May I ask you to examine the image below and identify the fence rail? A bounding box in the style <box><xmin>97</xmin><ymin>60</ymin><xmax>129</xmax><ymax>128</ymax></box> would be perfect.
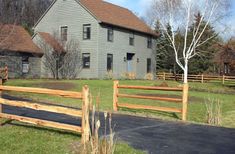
<box><xmin>157</xmin><ymin>72</ymin><xmax>235</xmax><ymax>84</ymax></box>
<box><xmin>113</xmin><ymin>81</ymin><xmax>189</xmax><ymax>121</ymax></box>
<box><xmin>0</xmin><ymin>80</ymin><xmax>90</xmax><ymax>144</ymax></box>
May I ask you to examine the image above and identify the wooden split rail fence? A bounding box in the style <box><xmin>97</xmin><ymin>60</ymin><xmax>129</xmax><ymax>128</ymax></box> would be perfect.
<box><xmin>113</xmin><ymin>81</ymin><xmax>189</xmax><ymax>121</ymax></box>
<box><xmin>157</xmin><ymin>72</ymin><xmax>235</xmax><ymax>84</ymax></box>
<box><xmin>0</xmin><ymin>79</ymin><xmax>90</xmax><ymax>144</ymax></box>
<box><xmin>0</xmin><ymin>66</ymin><xmax>8</xmax><ymax>81</ymax></box>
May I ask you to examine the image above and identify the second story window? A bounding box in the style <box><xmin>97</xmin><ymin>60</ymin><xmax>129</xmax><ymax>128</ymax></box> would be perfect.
<box><xmin>107</xmin><ymin>28</ymin><xmax>114</xmax><ymax>42</ymax></box>
<box><xmin>129</xmin><ymin>33</ymin><xmax>134</xmax><ymax>46</ymax></box>
<box><xmin>83</xmin><ymin>24</ymin><xmax>91</xmax><ymax>40</ymax></box>
<box><xmin>147</xmin><ymin>37</ymin><xmax>152</xmax><ymax>49</ymax></box>
<box><xmin>61</xmin><ymin>26</ymin><xmax>68</xmax><ymax>41</ymax></box>
<box><xmin>82</xmin><ymin>53</ymin><xmax>90</xmax><ymax>69</ymax></box>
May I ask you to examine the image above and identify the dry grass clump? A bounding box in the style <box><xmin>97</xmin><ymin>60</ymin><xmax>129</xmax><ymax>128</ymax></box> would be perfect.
<box><xmin>121</xmin><ymin>72</ymin><xmax>136</xmax><ymax>80</ymax></box>
<box><xmin>77</xmin><ymin>93</ymin><xmax>116</xmax><ymax>154</ymax></box>
<box><xmin>205</xmin><ymin>98</ymin><xmax>222</xmax><ymax>126</ymax></box>
<box><xmin>105</xmin><ymin>71</ymin><xmax>114</xmax><ymax>80</ymax></box>
<box><xmin>144</xmin><ymin>73</ymin><xmax>154</xmax><ymax>80</ymax></box>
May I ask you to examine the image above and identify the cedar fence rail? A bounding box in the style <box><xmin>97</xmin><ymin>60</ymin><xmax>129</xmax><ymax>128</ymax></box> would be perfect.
<box><xmin>157</xmin><ymin>72</ymin><xmax>235</xmax><ymax>84</ymax></box>
<box><xmin>0</xmin><ymin>66</ymin><xmax>8</xmax><ymax>81</ymax></box>
<box><xmin>113</xmin><ymin>81</ymin><xmax>189</xmax><ymax>121</ymax></box>
<box><xmin>0</xmin><ymin>79</ymin><xmax>90</xmax><ymax>144</ymax></box>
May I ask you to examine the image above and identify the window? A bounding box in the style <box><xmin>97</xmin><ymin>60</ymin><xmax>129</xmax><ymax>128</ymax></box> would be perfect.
<box><xmin>147</xmin><ymin>37</ymin><xmax>152</xmax><ymax>48</ymax></box>
<box><xmin>107</xmin><ymin>28</ymin><xmax>114</xmax><ymax>42</ymax></box>
<box><xmin>147</xmin><ymin>58</ymin><xmax>151</xmax><ymax>73</ymax></box>
<box><xmin>107</xmin><ymin>54</ymin><xmax>113</xmax><ymax>71</ymax></box>
<box><xmin>83</xmin><ymin>24</ymin><xmax>91</xmax><ymax>40</ymax></box>
<box><xmin>129</xmin><ymin>33</ymin><xmax>134</xmax><ymax>46</ymax></box>
<box><xmin>82</xmin><ymin>53</ymin><xmax>90</xmax><ymax>69</ymax></box>
<box><xmin>22</xmin><ymin>57</ymin><xmax>29</xmax><ymax>73</ymax></box>
<box><xmin>61</xmin><ymin>26</ymin><xmax>68</xmax><ymax>41</ymax></box>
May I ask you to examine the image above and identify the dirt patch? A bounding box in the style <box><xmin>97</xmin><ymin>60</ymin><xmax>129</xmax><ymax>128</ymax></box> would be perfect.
<box><xmin>158</xmin><ymin>82</ymin><xmax>169</xmax><ymax>87</ymax></box>
<box><xmin>136</xmin><ymin>93</ymin><xmax>204</xmax><ymax>103</ymax></box>
<box><xmin>33</xmin><ymin>82</ymin><xmax>76</xmax><ymax>90</ymax></box>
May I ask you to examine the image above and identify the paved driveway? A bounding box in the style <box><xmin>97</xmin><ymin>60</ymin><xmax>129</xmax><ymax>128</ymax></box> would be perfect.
<box><xmin>2</xmin><ymin>95</ymin><xmax>235</xmax><ymax>154</ymax></box>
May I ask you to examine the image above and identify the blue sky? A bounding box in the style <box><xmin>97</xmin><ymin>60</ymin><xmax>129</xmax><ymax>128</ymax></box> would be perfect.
<box><xmin>105</xmin><ymin>0</ymin><xmax>235</xmax><ymax>39</ymax></box>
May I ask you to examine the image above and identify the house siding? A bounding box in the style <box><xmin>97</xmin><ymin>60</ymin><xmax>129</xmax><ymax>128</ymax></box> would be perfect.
<box><xmin>98</xmin><ymin>25</ymin><xmax>156</xmax><ymax>79</ymax></box>
<box><xmin>34</xmin><ymin>0</ymin><xmax>100</xmax><ymax>78</ymax></box>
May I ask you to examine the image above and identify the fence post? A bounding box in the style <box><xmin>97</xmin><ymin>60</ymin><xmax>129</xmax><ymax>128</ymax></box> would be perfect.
<box><xmin>163</xmin><ymin>72</ymin><xmax>166</xmax><ymax>81</ymax></box>
<box><xmin>182</xmin><ymin>83</ymin><xmax>189</xmax><ymax>121</ymax></box>
<box><xmin>201</xmin><ymin>74</ymin><xmax>204</xmax><ymax>83</ymax></box>
<box><xmin>5</xmin><ymin>66</ymin><xmax>8</xmax><ymax>80</ymax></box>
<box><xmin>222</xmin><ymin>75</ymin><xmax>225</xmax><ymax>85</ymax></box>
<box><xmin>82</xmin><ymin>85</ymin><xmax>90</xmax><ymax>144</ymax></box>
<box><xmin>113</xmin><ymin>80</ymin><xmax>119</xmax><ymax>111</ymax></box>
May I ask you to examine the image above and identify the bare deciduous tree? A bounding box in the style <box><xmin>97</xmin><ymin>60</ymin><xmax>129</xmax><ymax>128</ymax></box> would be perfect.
<box><xmin>149</xmin><ymin>0</ymin><xmax>230</xmax><ymax>83</ymax></box>
<box><xmin>38</xmin><ymin>33</ymin><xmax>82</xmax><ymax>79</ymax></box>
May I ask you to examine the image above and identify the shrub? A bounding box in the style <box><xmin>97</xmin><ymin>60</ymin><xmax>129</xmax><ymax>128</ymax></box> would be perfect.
<box><xmin>204</xmin><ymin>98</ymin><xmax>222</xmax><ymax>126</ymax></box>
<box><xmin>144</xmin><ymin>73</ymin><xmax>154</xmax><ymax>80</ymax></box>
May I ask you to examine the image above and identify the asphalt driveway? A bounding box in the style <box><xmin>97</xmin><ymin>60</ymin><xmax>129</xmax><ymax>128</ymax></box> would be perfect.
<box><xmin>1</xmin><ymin>94</ymin><xmax>235</xmax><ymax>154</ymax></box>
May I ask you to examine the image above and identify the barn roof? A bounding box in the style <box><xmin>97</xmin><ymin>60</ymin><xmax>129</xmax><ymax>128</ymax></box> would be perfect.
<box><xmin>0</xmin><ymin>24</ymin><xmax>42</xmax><ymax>54</ymax></box>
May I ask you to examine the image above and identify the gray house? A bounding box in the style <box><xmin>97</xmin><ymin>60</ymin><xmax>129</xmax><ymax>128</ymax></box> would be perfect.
<box><xmin>33</xmin><ymin>0</ymin><xmax>157</xmax><ymax>79</ymax></box>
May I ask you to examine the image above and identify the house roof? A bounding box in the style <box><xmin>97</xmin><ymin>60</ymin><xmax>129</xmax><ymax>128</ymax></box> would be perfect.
<box><xmin>0</xmin><ymin>24</ymin><xmax>42</xmax><ymax>54</ymax></box>
<box><xmin>38</xmin><ymin>32</ymin><xmax>64</xmax><ymax>52</ymax></box>
<box><xmin>79</xmin><ymin>0</ymin><xmax>156</xmax><ymax>36</ymax></box>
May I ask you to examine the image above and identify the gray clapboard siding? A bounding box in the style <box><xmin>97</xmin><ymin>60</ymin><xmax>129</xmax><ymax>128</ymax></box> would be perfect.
<box><xmin>98</xmin><ymin>25</ymin><xmax>156</xmax><ymax>79</ymax></box>
<box><xmin>34</xmin><ymin>0</ymin><xmax>100</xmax><ymax>78</ymax></box>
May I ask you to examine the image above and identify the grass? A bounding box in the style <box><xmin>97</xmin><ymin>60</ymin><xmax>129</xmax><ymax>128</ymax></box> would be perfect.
<box><xmin>1</xmin><ymin>79</ymin><xmax>235</xmax><ymax>153</ymax></box>
<box><xmin>4</xmin><ymin>79</ymin><xmax>235</xmax><ymax>127</ymax></box>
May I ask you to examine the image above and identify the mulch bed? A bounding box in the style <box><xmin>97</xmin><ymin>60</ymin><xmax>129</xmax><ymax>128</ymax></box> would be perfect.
<box><xmin>33</xmin><ymin>82</ymin><xmax>76</xmax><ymax>90</ymax></box>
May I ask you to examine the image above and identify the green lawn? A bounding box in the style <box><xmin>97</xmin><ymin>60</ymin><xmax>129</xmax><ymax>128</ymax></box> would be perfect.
<box><xmin>1</xmin><ymin>79</ymin><xmax>235</xmax><ymax>153</ymax></box>
<box><xmin>4</xmin><ymin>79</ymin><xmax>235</xmax><ymax>127</ymax></box>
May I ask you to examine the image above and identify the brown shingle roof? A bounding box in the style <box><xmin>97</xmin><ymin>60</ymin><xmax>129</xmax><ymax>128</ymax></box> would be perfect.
<box><xmin>79</xmin><ymin>0</ymin><xmax>156</xmax><ymax>36</ymax></box>
<box><xmin>0</xmin><ymin>24</ymin><xmax>42</xmax><ymax>54</ymax></box>
<box><xmin>38</xmin><ymin>32</ymin><xmax>64</xmax><ymax>52</ymax></box>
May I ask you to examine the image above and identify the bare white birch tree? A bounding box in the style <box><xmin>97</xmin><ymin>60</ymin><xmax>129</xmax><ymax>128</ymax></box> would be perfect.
<box><xmin>149</xmin><ymin>0</ymin><xmax>230</xmax><ymax>83</ymax></box>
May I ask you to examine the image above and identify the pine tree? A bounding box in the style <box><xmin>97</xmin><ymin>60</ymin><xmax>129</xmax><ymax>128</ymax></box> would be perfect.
<box><xmin>187</xmin><ymin>12</ymin><xmax>219</xmax><ymax>74</ymax></box>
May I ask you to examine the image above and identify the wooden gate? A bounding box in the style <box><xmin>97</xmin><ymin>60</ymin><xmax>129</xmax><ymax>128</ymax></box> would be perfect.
<box><xmin>0</xmin><ymin>80</ymin><xmax>90</xmax><ymax>143</ymax></box>
<box><xmin>113</xmin><ymin>81</ymin><xmax>189</xmax><ymax>121</ymax></box>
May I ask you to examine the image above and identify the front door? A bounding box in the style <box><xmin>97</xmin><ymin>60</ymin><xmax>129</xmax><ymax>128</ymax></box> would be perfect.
<box><xmin>127</xmin><ymin>53</ymin><xmax>135</xmax><ymax>73</ymax></box>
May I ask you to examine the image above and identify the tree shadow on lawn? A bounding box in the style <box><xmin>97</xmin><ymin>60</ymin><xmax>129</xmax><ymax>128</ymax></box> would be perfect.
<box><xmin>119</xmin><ymin>108</ymin><xmax>180</xmax><ymax>120</ymax></box>
<box><xmin>33</xmin><ymin>81</ymin><xmax>76</xmax><ymax>90</ymax></box>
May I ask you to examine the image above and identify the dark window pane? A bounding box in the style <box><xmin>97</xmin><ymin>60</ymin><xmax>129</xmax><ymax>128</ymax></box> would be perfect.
<box><xmin>107</xmin><ymin>28</ymin><xmax>113</xmax><ymax>42</ymax></box>
<box><xmin>147</xmin><ymin>58</ymin><xmax>151</xmax><ymax>73</ymax></box>
<box><xmin>129</xmin><ymin>33</ymin><xmax>134</xmax><ymax>46</ymax></box>
<box><xmin>82</xmin><ymin>53</ymin><xmax>90</xmax><ymax>68</ymax></box>
<box><xmin>22</xmin><ymin>57</ymin><xmax>29</xmax><ymax>73</ymax></box>
<box><xmin>83</xmin><ymin>24</ymin><xmax>91</xmax><ymax>40</ymax></box>
<box><xmin>61</xmin><ymin>26</ymin><xmax>68</xmax><ymax>41</ymax></box>
<box><xmin>147</xmin><ymin>37</ymin><xmax>152</xmax><ymax>48</ymax></box>
<box><xmin>107</xmin><ymin>54</ymin><xmax>113</xmax><ymax>71</ymax></box>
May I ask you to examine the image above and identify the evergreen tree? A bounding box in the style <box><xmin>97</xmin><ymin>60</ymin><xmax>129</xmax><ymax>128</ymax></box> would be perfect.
<box><xmin>187</xmin><ymin>13</ymin><xmax>219</xmax><ymax>74</ymax></box>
